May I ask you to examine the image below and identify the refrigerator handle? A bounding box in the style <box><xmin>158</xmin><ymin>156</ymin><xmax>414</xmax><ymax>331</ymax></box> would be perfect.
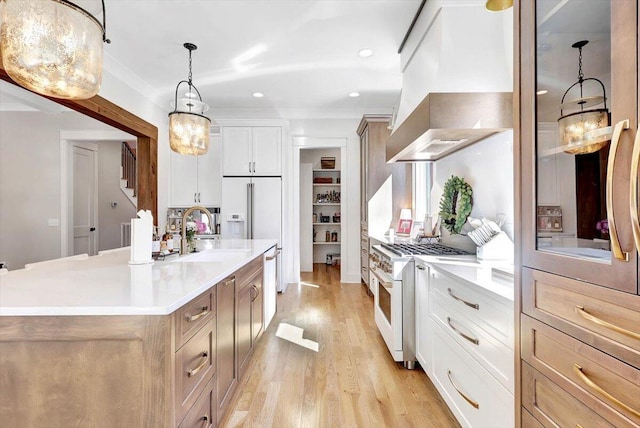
<box><xmin>247</xmin><ymin>183</ymin><xmax>252</xmax><ymax>239</ymax></box>
<box><xmin>250</xmin><ymin>182</ymin><xmax>255</xmax><ymax>239</ymax></box>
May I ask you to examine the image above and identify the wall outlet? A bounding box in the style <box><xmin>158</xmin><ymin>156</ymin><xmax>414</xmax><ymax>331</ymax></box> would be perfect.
<box><xmin>47</xmin><ymin>218</ymin><xmax>60</xmax><ymax>227</ymax></box>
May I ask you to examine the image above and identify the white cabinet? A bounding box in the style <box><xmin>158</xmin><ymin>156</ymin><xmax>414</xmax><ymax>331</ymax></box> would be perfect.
<box><xmin>169</xmin><ymin>134</ymin><xmax>221</xmax><ymax>207</ymax></box>
<box><xmin>222</xmin><ymin>126</ymin><xmax>281</xmax><ymax>176</ymax></box>
<box><xmin>425</xmin><ymin>264</ymin><xmax>514</xmax><ymax>428</ymax></box>
<box><xmin>415</xmin><ymin>261</ymin><xmax>432</xmax><ymax>375</ymax></box>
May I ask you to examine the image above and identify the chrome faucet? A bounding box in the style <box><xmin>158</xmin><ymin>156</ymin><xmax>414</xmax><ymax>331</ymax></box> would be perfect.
<box><xmin>181</xmin><ymin>206</ymin><xmax>213</xmax><ymax>255</ymax></box>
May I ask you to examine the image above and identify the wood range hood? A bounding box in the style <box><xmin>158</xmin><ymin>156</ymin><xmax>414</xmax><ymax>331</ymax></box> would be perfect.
<box><xmin>386</xmin><ymin>92</ymin><xmax>513</xmax><ymax>162</ymax></box>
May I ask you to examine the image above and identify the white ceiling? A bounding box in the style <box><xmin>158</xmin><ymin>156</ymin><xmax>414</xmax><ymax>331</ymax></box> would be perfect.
<box><xmin>101</xmin><ymin>0</ymin><xmax>422</xmax><ymax>118</ymax></box>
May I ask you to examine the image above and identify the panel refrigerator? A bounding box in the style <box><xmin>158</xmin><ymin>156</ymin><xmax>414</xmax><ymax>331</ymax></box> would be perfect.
<box><xmin>221</xmin><ymin>177</ymin><xmax>284</xmax><ymax>293</ymax></box>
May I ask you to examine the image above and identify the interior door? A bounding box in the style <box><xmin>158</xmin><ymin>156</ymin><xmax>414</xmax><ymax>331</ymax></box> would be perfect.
<box><xmin>522</xmin><ymin>0</ymin><xmax>638</xmax><ymax>293</ymax></box>
<box><xmin>72</xmin><ymin>145</ymin><xmax>97</xmax><ymax>256</ymax></box>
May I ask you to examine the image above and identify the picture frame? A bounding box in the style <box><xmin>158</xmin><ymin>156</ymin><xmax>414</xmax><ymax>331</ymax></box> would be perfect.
<box><xmin>397</xmin><ymin>218</ymin><xmax>413</xmax><ymax>235</ymax></box>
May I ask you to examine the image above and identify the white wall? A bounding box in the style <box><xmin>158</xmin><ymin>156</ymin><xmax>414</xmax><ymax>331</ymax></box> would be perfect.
<box><xmin>430</xmin><ymin>130</ymin><xmax>514</xmax><ymax>252</ymax></box>
<box><xmin>0</xmin><ymin>112</ymin><xmax>115</xmax><ymax>269</ymax></box>
<box><xmin>97</xmin><ymin>141</ymin><xmax>138</xmax><ymax>251</ymax></box>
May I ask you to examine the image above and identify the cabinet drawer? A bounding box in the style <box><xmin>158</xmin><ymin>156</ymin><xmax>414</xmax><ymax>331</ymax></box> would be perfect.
<box><xmin>431</xmin><ymin>324</ymin><xmax>513</xmax><ymax>428</ymax></box>
<box><xmin>522</xmin><ymin>362</ymin><xmax>615</xmax><ymax>428</ymax></box>
<box><xmin>431</xmin><ymin>292</ymin><xmax>514</xmax><ymax>393</ymax></box>
<box><xmin>430</xmin><ymin>268</ymin><xmax>513</xmax><ymax>348</ymax></box>
<box><xmin>522</xmin><ymin>268</ymin><xmax>640</xmax><ymax>368</ymax></box>
<box><xmin>179</xmin><ymin>375</ymin><xmax>216</xmax><ymax>428</ymax></box>
<box><xmin>521</xmin><ymin>315</ymin><xmax>640</xmax><ymax>426</ymax></box>
<box><xmin>175</xmin><ymin>320</ymin><xmax>216</xmax><ymax>426</ymax></box>
<box><xmin>175</xmin><ymin>289</ymin><xmax>215</xmax><ymax>349</ymax></box>
<box><xmin>236</xmin><ymin>256</ymin><xmax>263</xmax><ymax>290</ymax></box>
<box><xmin>521</xmin><ymin>408</ymin><xmax>544</xmax><ymax>428</ymax></box>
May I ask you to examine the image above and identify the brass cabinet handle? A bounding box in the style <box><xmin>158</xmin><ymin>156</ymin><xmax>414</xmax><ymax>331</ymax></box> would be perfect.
<box><xmin>606</xmin><ymin>119</ymin><xmax>631</xmax><ymax>261</ymax></box>
<box><xmin>266</xmin><ymin>249</ymin><xmax>281</xmax><ymax>261</ymax></box>
<box><xmin>200</xmin><ymin>414</ymin><xmax>209</xmax><ymax>426</ymax></box>
<box><xmin>251</xmin><ymin>284</ymin><xmax>259</xmax><ymax>302</ymax></box>
<box><xmin>575</xmin><ymin>306</ymin><xmax>640</xmax><ymax>340</ymax></box>
<box><xmin>187</xmin><ymin>351</ymin><xmax>209</xmax><ymax>377</ymax></box>
<box><xmin>447</xmin><ymin>370</ymin><xmax>479</xmax><ymax>409</ymax></box>
<box><xmin>573</xmin><ymin>363</ymin><xmax>640</xmax><ymax>418</ymax></box>
<box><xmin>185</xmin><ymin>306</ymin><xmax>209</xmax><ymax>322</ymax></box>
<box><xmin>447</xmin><ymin>288</ymin><xmax>479</xmax><ymax>310</ymax></box>
<box><xmin>447</xmin><ymin>317</ymin><xmax>479</xmax><ymax>345</ymax></box>
<box><xmin>630</xmin><ymin>127</ymin><xmax>640</xmax><ymax>255</ymax></box>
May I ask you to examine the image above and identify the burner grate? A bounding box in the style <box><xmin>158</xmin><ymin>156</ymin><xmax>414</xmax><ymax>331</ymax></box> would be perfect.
<box><xmin>381</xmin><ymin>243</ymin><xmax>472</xmax><ymax>256</ymax></box>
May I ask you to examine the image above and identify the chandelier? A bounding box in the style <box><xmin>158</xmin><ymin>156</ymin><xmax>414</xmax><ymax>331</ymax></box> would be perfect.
<box><xmin>0</xmin><ymin>0</ymin><xmax>110</xmax><ymax>100</ymax></box>
<box><xmin>168</xmin><ymin>43</ymin><xmax>211</xmax><ymax>156</ymax></box>
<box><xmin>557</xmin><ymin>40</ymin><xmax>611</xmax><ymax>155</ymax></box>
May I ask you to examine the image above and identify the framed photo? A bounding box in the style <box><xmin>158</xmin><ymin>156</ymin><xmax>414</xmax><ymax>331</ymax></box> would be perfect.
<box><xmin>397</xmin><ymin>218</ymin><xmax>413</xmax><ymax>235</ymax></box>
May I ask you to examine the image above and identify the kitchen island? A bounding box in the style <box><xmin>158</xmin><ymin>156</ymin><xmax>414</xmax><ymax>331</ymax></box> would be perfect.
<box><xmin>0</xmin><ymin>239</ymin><xmax>277</xmax><ymax>428</ymax></box>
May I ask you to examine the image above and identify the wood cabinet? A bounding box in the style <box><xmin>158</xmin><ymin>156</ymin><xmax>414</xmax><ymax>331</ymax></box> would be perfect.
<box><xmin>215</xmin><ymin>276</ymin><xmax>236</xmax><ymax>423</ymax></box>
<box><xmin>221</xmin><ymin>126</ymin><xmax>281</xmax><ymax>176</ymax></box>
<box><xmin>517</xmin><ymin>1</ymin><xmax>640</xmax><ymax>426</ymax></box>
<box><xmin>357</xmin><ymin>115</ymin><xmax>412</xmax><ymax>283</ymax></box>
<box><xmin>170</xmin><ymin>134</ymin><xmax>222</xmax><ymax>207</ymax></box>
<box><xmin>235</xmin><ymin>255</ymin><xmax>264</xmax><ymax>383</ymax></box>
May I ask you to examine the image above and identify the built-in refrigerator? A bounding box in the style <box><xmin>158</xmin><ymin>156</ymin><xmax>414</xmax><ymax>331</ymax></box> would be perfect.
<box><xmin>221</xmin><ymin>177</ymin><xmax>284</xmax><ymax>294</ymax></box>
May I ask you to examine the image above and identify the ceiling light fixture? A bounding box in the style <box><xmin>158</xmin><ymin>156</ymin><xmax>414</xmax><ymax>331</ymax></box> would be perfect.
<box><xmin>485</xmin><ymin>0</ymin><xmax>513</xmax><ymax>12</ymax></box>
<box><xmin>349</xmin><ymin>92</ymin><xmax>360</xmax><ymax>98</ymax></box>
<box><xmin>169</xmin><ymin>43</ymin><xmax>211</xmax><ymax>156</ymax></box>
<box><xmin>358</xmin><ymin>48</ymin><xmax>373</xmax><ymax>58</ymax></box>
<box><xmin>252</xmin><ymin>92</ymin><xmax>264</xmax><ymax>98</ymax></box>
<box><xmin>0</xmin><ymin>0</ymin><xmax>110</xmax><ymax>100</ymax></box>
<box><xmin>557</xmin><ymin>40</ymin><xmax>611</xmax><ymax>155</ymax></box>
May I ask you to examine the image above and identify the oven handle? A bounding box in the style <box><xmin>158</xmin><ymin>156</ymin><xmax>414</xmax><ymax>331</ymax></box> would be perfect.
<box><xmin>371</xmin><ymin>267</ymin><xmax>393</xmax><ymax>289</ymax></box>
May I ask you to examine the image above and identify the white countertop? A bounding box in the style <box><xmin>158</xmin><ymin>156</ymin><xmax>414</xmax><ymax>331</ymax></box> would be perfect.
<box><xmin>414</xmin><ymin>255</ymin><xmax>514</xmax><ymax>302</ymax></box>
<box><xmin>0</xmin><ymin>239</ymin><xmax>277</xmax><ymax>317</ymax></box>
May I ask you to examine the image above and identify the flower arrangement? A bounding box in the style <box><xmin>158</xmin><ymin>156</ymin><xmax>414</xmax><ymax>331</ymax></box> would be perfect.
<box><xmin>185</xmin><ymin>219</ymin><xmax>207</xmax><ymax>252</ymax></box>
<box><xmin>596</xmin><ymin>219</ymin><xmax>609</xmax><ymax>235</ymax></box>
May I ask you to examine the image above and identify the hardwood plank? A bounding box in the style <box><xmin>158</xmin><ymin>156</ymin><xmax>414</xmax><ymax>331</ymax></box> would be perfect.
<box><xmin>219</xmin><ymin>264</ymin><xmax>459</xmax><ymax>427</ymax></box>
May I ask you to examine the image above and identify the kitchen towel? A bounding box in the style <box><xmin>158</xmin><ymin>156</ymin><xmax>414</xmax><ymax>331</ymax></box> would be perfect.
<box><xmin>129</xmin><ymin>209</ymin><xmax>154</xmax><ymax>265</ymax></box>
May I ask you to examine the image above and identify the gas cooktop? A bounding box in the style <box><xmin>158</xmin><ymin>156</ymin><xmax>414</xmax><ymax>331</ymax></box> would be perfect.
<box><xmin>381</xmin><ymin>243</ymin><xmax>472</xmax><ymax>257</ymax></box>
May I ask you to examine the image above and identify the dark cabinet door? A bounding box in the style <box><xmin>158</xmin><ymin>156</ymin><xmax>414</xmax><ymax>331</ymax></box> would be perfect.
<box><xmin>216</xmin><ymin>277</ymin><xmax>236</xmax><ymax>420</ymax></box>
<box><xmin>521</xmin><ymin>0</ymin><xmax>638</xmax><ymax>293</ymax></box>
<box><xmin>236</xmin><ymin>284</ymin><xmax>252</xmax><ymax>381</ymax></box>
<box><xmin>252</xmin><ymin>275</ymin><xmax>264</xmax><ymax>343</ymax></box>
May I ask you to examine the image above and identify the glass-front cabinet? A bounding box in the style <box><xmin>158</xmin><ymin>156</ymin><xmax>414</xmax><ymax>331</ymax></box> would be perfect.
<box><xmin>522</xmin><ymin>0</ymin><xmax>639</xmax><ymax>294</ymax></box>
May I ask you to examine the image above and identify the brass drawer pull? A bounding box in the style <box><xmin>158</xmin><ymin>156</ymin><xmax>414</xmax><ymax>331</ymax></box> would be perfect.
<box><xmin>630</xmin><ymin>127</ymin><xmax>640</xmax><ymax>255</ymax></box>
<box><xmin>575</xmin><ymin>306</ymin><xmax>640</xmax><ymax>340</ymax></box>
<box><xmin>573</xmin><ymin>363</ymin><xmax>640</xmax><ymax>418</ymax></box>
<box><xmin>605</xmin><ymin>119</ymin><xmax>631</xmax><ymax>261</ymax></box>
<box><xmin>200</xmin><ymin>414</ymin><xmax>209</xmax><ymax>426</ymax></box>
<box><xmin>448</xmin><ymin>288</ymin><xmax>479</xmax><ymax>310</ymax></box>
<box><xmin>187</xmin><ymin>352</ymin><xmax>209</xmax><ymax>377</ymax></box>
<box><xmin>447</xmin><ymin>370</ymin><xmax>479</xmax><ymax>409</ymax></box>
<box><xmin>186</xmin><ymin>306</ymin><xmax>209</xmax><ymax>322</ymax></box>
<box><xmin>447</xmin><ymin>317</ymin><xmax>479</xmax><ymax>345</ymax></box>
<box><xmin>251</xmin><ymin>285</ymin><xmax>259</xmax><ymax>302</ymax></box>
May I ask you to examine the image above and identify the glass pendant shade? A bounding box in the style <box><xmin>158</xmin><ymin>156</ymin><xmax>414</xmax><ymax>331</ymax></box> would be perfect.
<box><xmin>558</xmin><ymin>109</ymin><xmax>611</xmax><ymax>154</ymax></box>
<box><xmin>169</xmin><ymin>43</ymin><xmax>211</xmax><ymax>156</ymax></box>
<box><xmin>169</xmin><ymin>112</ymin><xmax>211</xmax><ymax>156</ymax></box>
<box><xmin>0</xmin><ymin>0</ymin><xmax>105</xmax><ymax>100</ymax></box>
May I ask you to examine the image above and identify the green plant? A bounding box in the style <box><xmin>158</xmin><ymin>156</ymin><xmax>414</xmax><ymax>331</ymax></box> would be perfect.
<box><xmin>439</xmin><ymin>175</ymin><xmax>473</xmax><ymax>235</ymax></box>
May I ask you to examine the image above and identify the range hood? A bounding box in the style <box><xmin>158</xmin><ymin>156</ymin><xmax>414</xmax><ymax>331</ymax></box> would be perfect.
<box><xmin>386</xmin><ymin>92</ymin><xmax>513</xmax><ymax>162</ymax></box>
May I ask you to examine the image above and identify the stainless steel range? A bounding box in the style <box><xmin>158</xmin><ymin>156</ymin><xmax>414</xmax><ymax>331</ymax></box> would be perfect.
<box><xmin>370</xmin><ymin>242</ymin><xmax>472</xmax><ymax>369</ymax></box>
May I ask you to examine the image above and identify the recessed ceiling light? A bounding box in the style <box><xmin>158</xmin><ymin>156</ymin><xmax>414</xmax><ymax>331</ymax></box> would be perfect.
<box><xmin>358</xmin><ymin>48</ymin><xmax>373</xmax><ymax>58</ymax></box>
<box><xmin>536</xmin><ymin>89</ymin><xmax>548</xmax><ymax>95</ymax></box>
<box><xmin>349</xmin><ymin>92</ymin><xmax>360</xmax><ymax>98</ymax></box>
<box><xmin>252</xmin><ymin>92</ymin><xmax>264</xmax><ymax>98</ymax></box>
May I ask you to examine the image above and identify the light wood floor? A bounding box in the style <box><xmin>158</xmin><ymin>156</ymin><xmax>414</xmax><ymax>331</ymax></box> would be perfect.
<box><xmin>219</xmin><ymin>264</ymin><xmax>460</xmax><ymax>428</ymax></box>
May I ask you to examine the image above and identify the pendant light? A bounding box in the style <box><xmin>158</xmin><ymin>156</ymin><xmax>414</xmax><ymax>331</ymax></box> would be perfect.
<box><xmin>169</xmin><ymin>43</ymin><xmax>211</xmax><ymax>156</ymax></box>
<box><xmin>557</xmin><ymin>40</ymin><xmax>611</xmax><ymax>155</ymax></box>
<box><xmin>0</xmin><ymin>0</ymin><xmax>110</xmax><ymax>100</ymax></box>
<box><xmin>485</xmin><ymin>0</ymin><xmax>512</xmax><ymax>12</ymax></box>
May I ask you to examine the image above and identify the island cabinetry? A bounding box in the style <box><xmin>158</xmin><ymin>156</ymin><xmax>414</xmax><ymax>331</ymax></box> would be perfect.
<box><xmin>179</xmin><ymin>376</ymin><xmax>216</xmax><ymax>428</ymax></box>
<box><xmin>236</xmin><ymin>255</ymin><xmax>264</xmax><ymax>381</ymax></box>
<box><xmin>216</xmin><ymin>276</ymin><xmax>237</xmax><ymax>423</ymax></box>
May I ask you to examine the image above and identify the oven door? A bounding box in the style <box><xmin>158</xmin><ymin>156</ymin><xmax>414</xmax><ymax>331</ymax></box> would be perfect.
<box><xmin>373</xmin><ymin>267</ymin><xmax>403</xmax><ymax>361</ymax></box>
